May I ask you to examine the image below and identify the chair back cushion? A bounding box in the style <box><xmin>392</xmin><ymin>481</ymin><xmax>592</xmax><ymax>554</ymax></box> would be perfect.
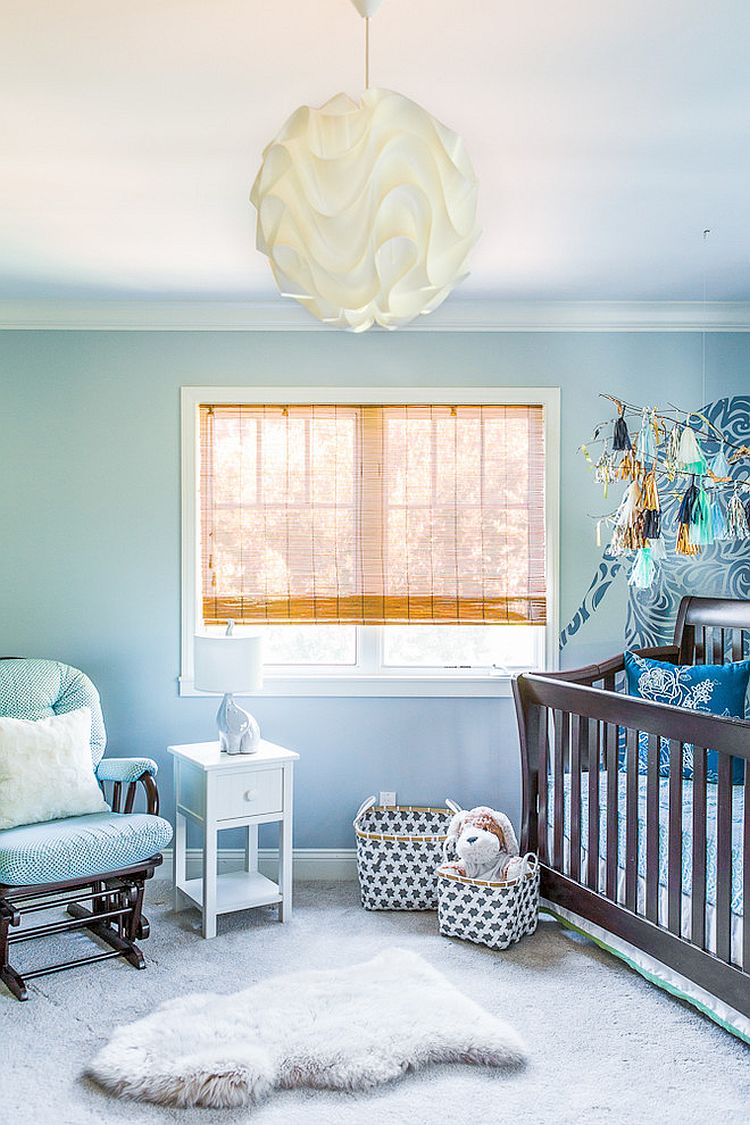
<box><xmin>0</xmin><ymin>659</ymin><xmax>106</xmax><ymax>766</ymax></box>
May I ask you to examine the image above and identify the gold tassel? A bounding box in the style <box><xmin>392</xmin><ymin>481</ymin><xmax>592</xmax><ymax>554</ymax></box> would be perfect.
<box><xmin>676</xmin><ymin>523</ymin><xmax>700</xmax><ymax>556</ymax></box>
<box><xmin>641</xmin><ymin>469</ymin><xmax>660</xmax><ymax>511</ymax></box>
<box><xmin>618</xmin><ymin>448</ymin><xmax>642</xmax><ymax>481</ymax></box>
<box><xmin>622</xmin><ymin>522</ymin><xmax>647</xmax><ymax>550</ymax></box>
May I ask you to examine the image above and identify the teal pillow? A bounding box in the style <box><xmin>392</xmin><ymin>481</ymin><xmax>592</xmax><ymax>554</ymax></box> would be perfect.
<box><xmin>622</xmin><ymin>651</ymin><xmax>750</xmax><ymax>783</ymax></box>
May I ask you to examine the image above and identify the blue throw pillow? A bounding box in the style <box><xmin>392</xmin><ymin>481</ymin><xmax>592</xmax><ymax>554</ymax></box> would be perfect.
<box><xmin>621</xmin><ymin>651</ymin><xmax>750</xmax><ymax>783</ymax></box>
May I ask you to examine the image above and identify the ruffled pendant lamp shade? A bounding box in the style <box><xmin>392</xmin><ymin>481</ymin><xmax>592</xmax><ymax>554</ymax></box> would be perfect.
<box><xmin>250</xmin><ymin>0</ymin><xmax>480</xmax><ymax>331</ymax></box>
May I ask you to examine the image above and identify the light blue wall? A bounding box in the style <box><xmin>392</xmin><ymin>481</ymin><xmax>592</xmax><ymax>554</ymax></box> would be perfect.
<box><xmin>1</xmin><ymin>329</ymin><xmax>747</xmax><ymax>845</ymax></box>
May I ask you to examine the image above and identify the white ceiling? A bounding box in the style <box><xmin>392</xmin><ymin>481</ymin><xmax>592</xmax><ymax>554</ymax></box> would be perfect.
<box><xmin>2</xmin><ymin>0</ymin><xmax>750</xmax><ymax>303</ymax></box>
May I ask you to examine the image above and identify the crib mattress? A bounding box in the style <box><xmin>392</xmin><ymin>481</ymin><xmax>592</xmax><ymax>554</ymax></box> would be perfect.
<box><xmin>552</xmin><ymin>773</ymin><xmax>744</xmax><ymax>916</ymax></box>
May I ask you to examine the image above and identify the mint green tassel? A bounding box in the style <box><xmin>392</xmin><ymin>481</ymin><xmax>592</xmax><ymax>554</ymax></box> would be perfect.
<box><xmin>712</xmin><ymin>493</ymin><xmax>727</xmax><ymax>540</ymax></box>
<box><xmin>710</xmin><ymin>442</ymin><xmax>731</xmax><ymax>479</ymax></box>
<box><xmin>629</xmin><ymin>546</ymin><xmax>655</xmax><ymax>589</ymax></box>
<box><xmin>689</xmin><ymin>483</ymin><xmax>714</xmax><ymax>546</ymax></box>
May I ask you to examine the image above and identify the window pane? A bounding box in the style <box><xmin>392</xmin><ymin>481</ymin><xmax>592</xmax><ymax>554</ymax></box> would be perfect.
<box><xmin>206</xmin><ymin>624</ymin><xmax>356</xmax><ymax>666</ymax></box>
<box><xmin>259</xmin><ymin>626</ymin><xmax>356</xmax><ymax>665</ymax></box>
<box><xmin>382</xmin><ymin>625</ymin><xmax>541</xmax><ymax>669</ymax></box>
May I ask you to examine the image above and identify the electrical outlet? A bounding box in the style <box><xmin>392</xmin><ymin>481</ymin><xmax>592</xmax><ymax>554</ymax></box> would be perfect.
<box><xmin>379</xmin><ymin>790</ymin><xmax>397</xmax><ymax>807</ymax></box>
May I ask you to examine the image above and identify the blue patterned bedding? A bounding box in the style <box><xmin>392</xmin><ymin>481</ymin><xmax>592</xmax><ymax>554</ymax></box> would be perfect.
<box><xmin>553</xmin><ymin>774</ymin><xmax>744</xmax><ymax>916</ymax></box>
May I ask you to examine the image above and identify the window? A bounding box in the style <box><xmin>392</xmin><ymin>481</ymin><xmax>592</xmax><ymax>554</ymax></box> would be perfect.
<box><xmin>181</xmin><ymin>387</ymin><xmax>559</xmax><ymax>697</ymax></box>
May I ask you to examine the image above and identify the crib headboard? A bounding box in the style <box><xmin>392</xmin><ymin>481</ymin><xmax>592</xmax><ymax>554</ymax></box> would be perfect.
<box><xmin>673</xmin><ymin>596</ymin><xmax>750</xmax><ymax>665</ymax></box>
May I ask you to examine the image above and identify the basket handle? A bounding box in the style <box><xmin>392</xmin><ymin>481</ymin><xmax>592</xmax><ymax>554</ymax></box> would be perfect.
<box><xmin>442</xmin><ymin>800</ymin><xmax>463</xmax><ymax>862</ymax></box>
<box><xmin>353</xmin><ymin>795</ymin><xmax>377</xmax><ymax>828</ymax></box>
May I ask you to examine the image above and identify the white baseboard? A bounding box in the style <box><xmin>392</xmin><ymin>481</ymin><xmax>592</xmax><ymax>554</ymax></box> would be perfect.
<box><xmin>160</xmin><ymin>848</ymin><xmax>358</xmax><ymax>882</ymax></box>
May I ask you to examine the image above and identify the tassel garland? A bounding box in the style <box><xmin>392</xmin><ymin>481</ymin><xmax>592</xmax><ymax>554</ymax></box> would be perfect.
<box><xmin>637</xmin><ymin>409</ymin><xmax>657</xmax><ymax>467</ymax></box>
<box><xmin>677</xmin><ymin>423</ymin><xmax>707</xmax><ymax>474</ymax></box>
<box><xmin>585</xmin><ymin>399</ymin><xmax>750</xmax><ymax>570</ymax></box>
<box><xmin>689</xmin><ymin>483</ymin><xmax>714</xmax><ymax>546</ymax></box>
<box><xmin>676</xmin><ymin>478</ymin><xmax>701</xmax><ymax>555</ymax></box>
<box><xmin>594</xmin><ymin>451</ymin><xmax>616</xmax><ymax>497</ymax></box>
<box><xmin>664</xmin><ymin>424</ymin><xmax>681</xmax><ymax>480</ymax></box>
<box><xmin>629</xmin><ymin>546</ymin><xmax>655</xmax><ymax>589</ymax></box>
<box><xmin>617</xmin><ymin>447</ymin><xmax>641</xmax><ymax>481</ymax></box>
<box><xmin>676</xmin><ymin>523</ymin><xmax>701</xmax><ymax>556</ymax></box>
<box><xmin>649</xmin><ymin>536</ymin><xmax>667</xmax><ymax>561</ymax></box>
<box><xmin>726</xmin><ymin>489</ymin><xmax>749</xmax><ymax>540</ymax></box>
<box><xmin>612</xmin><ymin>406</ymin><xmax>631</xmax><ymax>452</ymax></box>
<box><xmin>710</xmin><ymin>442</ymin><xmax>731</xmax><ymax>481</ymax></box>
<box><xmin>613</xmin><ymin>480</ymin><xmax>646</xmax><ymax>550</ymax></box>
<box><xmin>640</xmin><ymin>468</ymin><xmax>661</xmax><ymax>539</ymax></box>
<box><xmin>712</xmin><ymin>493</ymin><xmax>727</xmax><ymax>540</ymax></box>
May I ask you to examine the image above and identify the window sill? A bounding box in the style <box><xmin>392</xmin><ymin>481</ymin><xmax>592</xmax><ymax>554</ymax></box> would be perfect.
<box><xmin>178</xmin><ymin>673</ymin><xmax>522</xmax><ymax>699</ymax></box>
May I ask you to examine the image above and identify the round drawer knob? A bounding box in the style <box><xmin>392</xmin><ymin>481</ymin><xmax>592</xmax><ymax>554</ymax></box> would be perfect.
<box><xmin>244</xmin><ymin>789</ymin><xmax>257</xmax><ymax>802</ymax></box>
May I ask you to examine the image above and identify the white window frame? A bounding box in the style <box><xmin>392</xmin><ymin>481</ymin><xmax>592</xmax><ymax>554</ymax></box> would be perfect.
<box><xmin>179</xmin><ymin>385</ymin><xmax>560</xmax><ymax>698</ymax></box>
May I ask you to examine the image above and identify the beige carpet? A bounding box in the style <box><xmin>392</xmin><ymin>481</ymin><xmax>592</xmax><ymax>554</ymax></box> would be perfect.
<box><xmin>3</xmin><ymin>879</ymin><xmax>750</xmax><ymax>1124</ymax></box>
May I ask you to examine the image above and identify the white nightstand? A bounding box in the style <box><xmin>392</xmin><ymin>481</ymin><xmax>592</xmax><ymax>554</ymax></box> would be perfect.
<box><xmin>168</xmin><ymin>740</ymin><xmax>299</xmax><ymax>939</ymax></box>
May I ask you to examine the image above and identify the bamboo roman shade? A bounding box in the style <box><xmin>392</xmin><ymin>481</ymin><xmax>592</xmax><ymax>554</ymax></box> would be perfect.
<box><xmin>200</xmin><ymin>403</ymin><xmax>546</xmax><ymax>626</ymax></box>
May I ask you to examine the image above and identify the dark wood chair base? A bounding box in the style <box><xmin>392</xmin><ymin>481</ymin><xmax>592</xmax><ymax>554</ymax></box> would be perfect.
<box><xmin>0</xmin><ymin>858</ymin><xmax>161</xmax><ymax>1001</ymax></box>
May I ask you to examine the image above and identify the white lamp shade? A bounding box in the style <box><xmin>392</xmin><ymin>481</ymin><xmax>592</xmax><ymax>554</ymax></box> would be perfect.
<box><xmin>193</xmin><ymin>634</ymin><xmax>263</xmax><ymax>694</ymax></box>
<box><xmin>250</xmin><ymin>88</ymin><xmax>480</xmax><ymax>331</ymax></box>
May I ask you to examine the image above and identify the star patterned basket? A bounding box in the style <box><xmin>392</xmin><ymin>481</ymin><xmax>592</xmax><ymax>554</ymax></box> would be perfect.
<box><xmin>436</xmin><ymin>855</ymin><xmax>539</xmax><ymax>950</ymax></box>
<box><xmin>353</xmin><ymin>797</ymin><xmax>461</xmax><ymax>910</ymax></box>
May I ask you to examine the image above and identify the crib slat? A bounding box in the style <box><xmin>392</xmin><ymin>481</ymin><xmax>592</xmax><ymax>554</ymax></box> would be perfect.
<box><xmin>743</xmin><ymin>765</ymin><xmax>750</xmax><ymax>971</ymax></box>
<box><xmin>569</xmin><ymin>714</ymin><xmax>582</xmax><ymax>881</ymax></box>
<box><xmin>587</xmin><ymin>719</ymin><xmax>600</xmax><ymax>891</ymax></box>
<box><xmin>625</xmin><ymin>728</ymin><xmax>639</xmax><ymax>912</ymax></box>
<box><xmin>709</xmin><ymin>626</ymin><xmax>721</xmax><ymax>665</ymax></box>
<box><xmin>537</xmin><ymin>709</ymin><xmax>550</xmax><ymax>865</ymax></box>
<box><xmin>695</xmin><ymin>627</ymin><xmax>705</xmax><ymax>665</ymax></box>
<box><xmin>715</xmin><ymin>752</ymin><xmax>733</xmax><ymax>964</ymax></box>
<box><xmin>691</xmin><ymin>747</ymin><xmax>708</xmax><ymax>950</ymax></box>
<box><xmin>732</xmin><ymin>630</ymin><xmax>742</xmax><ymax>662</ymax></box>
<box><xmin>645</xmin><ymin>732</ymin><xmax>659</xmax><ymax>923</ymax></box>
<box><xmin>552</xmin><ymin>709</ymin><xmax>565</xmax><ymax>870</ymax></box>
<box><xmin>667</xmin><ymin>740</ymin><xmax>683</xmax><ymax>934</ymax></box>
<box><xmin>605</xmin><ymin>722</ymin><xmax>618</xmax><ymax>900</ymax></box>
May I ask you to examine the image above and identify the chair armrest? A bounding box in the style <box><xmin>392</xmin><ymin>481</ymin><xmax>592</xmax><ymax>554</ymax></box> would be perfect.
<box><xmin>96</xmin><ymin>758</ymin><xmax>158</xmax><ymax>784</ymax></box>
<box><xmin>96</xmin><ymin>758</ymin><xmax>160</xmax><ymax>815</ymax></box>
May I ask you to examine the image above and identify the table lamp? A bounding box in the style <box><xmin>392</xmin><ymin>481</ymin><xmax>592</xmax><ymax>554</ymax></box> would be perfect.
<box><xmin>193</xmin><ymin>624</ymin><xmax>263</xmax><ymax>754</ymax></box>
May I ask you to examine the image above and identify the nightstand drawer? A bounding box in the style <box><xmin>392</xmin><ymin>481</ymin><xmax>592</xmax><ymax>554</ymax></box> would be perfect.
<box><xmin>214</xmin><ymin>767</ymin><xmax>283</xmax><ymax>821</ymax></box>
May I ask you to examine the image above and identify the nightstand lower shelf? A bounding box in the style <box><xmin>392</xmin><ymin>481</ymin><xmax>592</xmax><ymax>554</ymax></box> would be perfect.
<box><xmin>177</xmin><ymin>870</ymin><xmax>282</xmax><ymax>915</ymax></box>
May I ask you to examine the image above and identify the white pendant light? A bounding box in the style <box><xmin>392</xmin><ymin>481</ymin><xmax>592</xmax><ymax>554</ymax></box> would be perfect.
<box><xmin>250</xmin><ymin>1</ymin><xmax>480</xmax><ymax>332</ymax></box>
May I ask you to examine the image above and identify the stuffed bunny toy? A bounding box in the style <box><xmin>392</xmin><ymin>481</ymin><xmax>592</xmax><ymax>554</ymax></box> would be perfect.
<box><xmin>444</xmin><ymin>805</ymin><xmax>530</xmax><ymax>882</ymax></box>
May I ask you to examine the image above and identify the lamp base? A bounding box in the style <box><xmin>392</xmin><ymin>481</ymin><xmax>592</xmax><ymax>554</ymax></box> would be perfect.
<box><xmin>216</xmin><ymin>693</ymin><xmax>260</xmax><ymax>755</ymax></box>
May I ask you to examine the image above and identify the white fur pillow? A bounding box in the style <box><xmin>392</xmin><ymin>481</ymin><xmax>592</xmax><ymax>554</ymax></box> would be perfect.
<box><xmin>0</xmin><ymin>708</ymin><xmax>109</xmax><ymax>831</ymax></box>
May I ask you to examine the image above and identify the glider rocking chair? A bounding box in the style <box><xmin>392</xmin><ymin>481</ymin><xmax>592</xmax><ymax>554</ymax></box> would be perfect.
<box><xmin>0</xmin><ymin>658</ymin><xmax>173</xmax><ymax>1000</ymax></box>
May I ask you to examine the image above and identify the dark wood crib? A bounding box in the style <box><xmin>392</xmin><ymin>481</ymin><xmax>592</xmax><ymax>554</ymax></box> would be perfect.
<box><xmin>513</xmin><ymin>596</ymin><xmax>750</xmax><ymax>1024</ymax></box>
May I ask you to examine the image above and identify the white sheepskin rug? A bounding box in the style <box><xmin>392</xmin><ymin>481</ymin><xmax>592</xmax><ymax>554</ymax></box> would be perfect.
<box><xmin>87</xmin><ymin>948</ymin><xmax>527</xmax><ymax>1109</ymax></box>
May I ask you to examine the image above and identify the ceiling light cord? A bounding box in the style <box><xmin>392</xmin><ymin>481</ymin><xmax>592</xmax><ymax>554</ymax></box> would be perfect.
<box><xmin>702</xmin><ymin>228</ymin><xmax>710</xmax><ymax>406</ymax></box>
<box><xmin>364</xmin><ymin>17</ymin><xmax>371</xmax><ymax>89</ymax></box>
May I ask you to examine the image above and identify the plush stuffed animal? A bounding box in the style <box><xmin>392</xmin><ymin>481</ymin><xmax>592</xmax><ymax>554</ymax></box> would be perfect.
<box><xmin>444</xmin><ymin>806</ymin><xmax>530</xmax><ymax>883</ymax></box>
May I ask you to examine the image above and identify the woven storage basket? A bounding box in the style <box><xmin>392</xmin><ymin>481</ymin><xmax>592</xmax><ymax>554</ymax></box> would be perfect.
<box><xmin>354</xmin><ymin>797</ymin><xmax>460</xmax><ymax>910</ymax></box>
<box><xmin>436</xmin><ymin>855</ymin><xmax>539</xmax><ymax>950</ymax></box>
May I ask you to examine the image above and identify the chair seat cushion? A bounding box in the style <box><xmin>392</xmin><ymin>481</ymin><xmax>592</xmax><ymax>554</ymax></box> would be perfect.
<box><xmin>0</xmin><ymin>812</ymin><xmax>173</xmax><ymax>887</ymax></box>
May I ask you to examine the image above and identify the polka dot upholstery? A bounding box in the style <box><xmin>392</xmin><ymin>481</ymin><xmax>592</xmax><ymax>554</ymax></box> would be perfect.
<box><xmin>0</xmin><ymin>658</ymin><xmax>106</xmax><ymax>765</ymax></box>
<box><xmin>0</xmin><ymin>812</ymin><xmax>173</xmax><ymax>887</ymax></box>
<box><xmin>0</xmin><ymin>657</ymin><xmax>173</xmax><ymax>889</ymax></box>
<box><xmin>96</xmin><ymin>758</ymin><xmax>158</xmax><ymax>784</ymax></box>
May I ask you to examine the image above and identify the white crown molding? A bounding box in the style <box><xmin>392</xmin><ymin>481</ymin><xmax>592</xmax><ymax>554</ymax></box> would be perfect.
<box><xmin>1</xmin><ymin>298</ymin><xmax>750</xmax><ymax>332</ymax></box>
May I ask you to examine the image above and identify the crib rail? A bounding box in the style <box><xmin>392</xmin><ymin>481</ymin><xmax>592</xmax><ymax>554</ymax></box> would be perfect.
<box><xmin>514</xmin><ymin>670</ymin><xmax>750</xmax><ymax>1017</ymax></box>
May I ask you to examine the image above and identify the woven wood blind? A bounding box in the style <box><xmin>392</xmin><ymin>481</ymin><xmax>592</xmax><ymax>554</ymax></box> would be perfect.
<box><xmin>200</xmin><ymin>403</ymin><xmax>546</xmax><ymax>626</ymax></box>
